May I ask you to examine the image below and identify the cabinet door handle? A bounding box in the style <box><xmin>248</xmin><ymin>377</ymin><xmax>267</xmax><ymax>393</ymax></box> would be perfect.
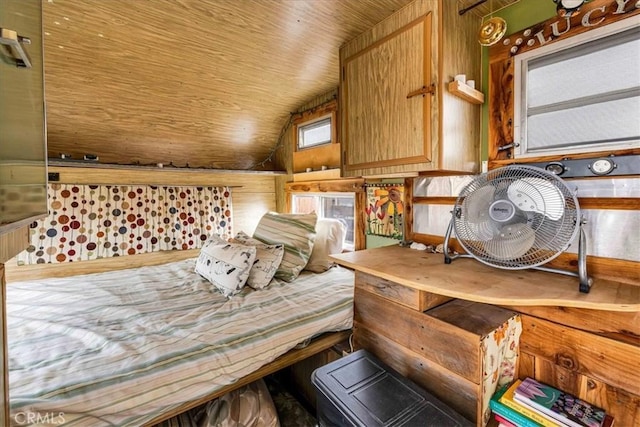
<box><xmin>406</xmin><ymin>84</ymin><xmax>435</xmax><ymax>99</ymax></box>
<box><xmin>0</xmin><ymin>28</ymin><xmax>32</xmax><ymax>68</ymax></box>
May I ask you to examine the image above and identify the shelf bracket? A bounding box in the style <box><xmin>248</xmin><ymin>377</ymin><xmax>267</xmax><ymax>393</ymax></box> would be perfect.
<box><xmin>407</xmin><ymin>84</ymin><xmax>435</xmax><ymax>99</ymax></box>
<box><xmin>0</xmin><ymin>27</ymin><xmax>32</xmax><ymax>68</ymax></box>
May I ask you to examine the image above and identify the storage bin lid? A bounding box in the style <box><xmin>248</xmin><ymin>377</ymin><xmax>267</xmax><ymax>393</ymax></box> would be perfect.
<box><xmin>312</xmin><ymin>349</ymin><xmax>472</xmax><ymax>427</ymax></box>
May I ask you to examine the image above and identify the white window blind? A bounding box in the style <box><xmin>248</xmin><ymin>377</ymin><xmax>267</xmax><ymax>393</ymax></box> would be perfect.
<box><xmin>291</xmin><ymin>193</ymin><xmax>355</xmax><ymax>249</ymax></box>
<box><xmin>297</xmin><ymin>116</ymin><xmax>332</xmax><ymax>149</ymax></box>
<box><xmin>517</xmin><ymin>23</ymin><xmax>640</xmax><ymax>156</ymax></box>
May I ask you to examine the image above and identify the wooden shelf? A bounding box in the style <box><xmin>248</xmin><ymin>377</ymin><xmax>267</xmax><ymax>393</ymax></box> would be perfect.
<box><xmin>330</xmin><ymin>245</ymin><xmax>640</xmax><ymax>312</ymax></box>
<box><xmin>447</xmin><ymin>80</ymin><xmax>485</xmax><ymax>104</ymax></box>
<box><xmin>292</xmin><ymin>168</ymin><xmax>341</xmax><ymax>181</ymax></box>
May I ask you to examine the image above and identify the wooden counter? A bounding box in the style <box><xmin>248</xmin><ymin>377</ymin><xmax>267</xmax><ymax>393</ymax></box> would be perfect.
<box><xmin>330</xmin><ymin>245</ymin><xmax>640</xmax><ymax>312</ymax></box>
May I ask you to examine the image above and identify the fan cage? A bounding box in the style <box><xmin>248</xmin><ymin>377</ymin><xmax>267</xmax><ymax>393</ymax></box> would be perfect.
<box><xmin>452</xmin><ymin>165</ymin><xmax>581</xmax><ymax>270</ymax></box>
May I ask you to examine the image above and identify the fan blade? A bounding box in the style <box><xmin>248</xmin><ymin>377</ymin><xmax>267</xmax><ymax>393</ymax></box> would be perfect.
<box><xmin>461</xmin><ymin>186</ymin><xmax>497</xmax><ymax>241</ymax></box>
<box><xmin>483</xmin><ymin>223</ymin><xmax>536</xmax><ymax>261</ymax></box>
<box><xmin>507</xmin><ymin>178</ymin><xmax>565</xmax><ymax>221</ymax></box>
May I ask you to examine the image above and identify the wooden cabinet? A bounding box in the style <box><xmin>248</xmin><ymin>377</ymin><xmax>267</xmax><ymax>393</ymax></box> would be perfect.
<box><xmin>332</xmin><ymin>246</ymin><xmax>640</xmax><ymax>427</ymax></box>
<box><xmin>340</xmin><ymin>0</ymin><xmax>481</xmax><ymax>177</ymax></box>
<box><xmin>353</xmin><ymin>272</ymin><xmax>519</xmax><ymax>425</ymax></box>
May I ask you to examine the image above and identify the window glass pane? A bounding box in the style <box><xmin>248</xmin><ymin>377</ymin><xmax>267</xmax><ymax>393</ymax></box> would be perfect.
<box><xmin>413</xmin><ymin>204</ymin><xmax>453</xmax><ymax>236</ymax></box>
<box><xmin>321</xmin><ymin>196</ymin><xmax>355</xmax><ymax>246</ymax></box>
<box><xmin>528</xmin><ymin>29</ymin><xmax>639</xmax><ymax>108</ymax></box>
<box><xmin>518</xmin><ymin>23</ymin><xmax>640</xmax><ymax>156</ymax></box>
<box><xmin>292</xmin><ymin>193</ymin><xmax>355</xmax><ymax>248</ymax></box>
<box><xmin>292</xmin><ymin>195</ymin><xmax>318</xmax><ymax>214</ymax></box>
<box><xmin>527</xmin><ymin>96</ymin><xmax>640</xmax><ymax>151</ymax></box>
<box><xmin>413</xmin><ymin>176</ymin><xmax>474</xmax><ymax>197</ymax></box>
<box><xmin>298</xmin><ymin>117</ymin><xmax>331</xmax><ymax>149</ymax></box>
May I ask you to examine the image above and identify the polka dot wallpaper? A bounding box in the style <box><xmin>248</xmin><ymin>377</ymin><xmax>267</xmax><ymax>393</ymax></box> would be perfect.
<box><xmin>16</xmin><ymin>184</ymin><xmax>233</xmax><ymax>264</ymax></box>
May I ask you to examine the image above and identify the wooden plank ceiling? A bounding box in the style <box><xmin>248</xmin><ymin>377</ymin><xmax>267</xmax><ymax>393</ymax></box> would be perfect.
<box><xmin>42</xmin><ymin>0</ymin><xmax>414</xmax><ymax>170</ymax></box>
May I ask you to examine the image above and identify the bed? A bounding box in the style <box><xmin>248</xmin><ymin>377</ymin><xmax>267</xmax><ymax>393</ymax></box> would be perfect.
<box><xmin>6</xmin><ymin>255</ymin><xmax>354</xmax><ymax>426</ymax></box>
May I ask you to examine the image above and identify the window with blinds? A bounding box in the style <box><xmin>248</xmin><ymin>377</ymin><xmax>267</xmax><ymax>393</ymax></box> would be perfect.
<box><xmin>514</xmin><ymin>20</ymin><xmax>639</xmax><ymax>157</ymax></box>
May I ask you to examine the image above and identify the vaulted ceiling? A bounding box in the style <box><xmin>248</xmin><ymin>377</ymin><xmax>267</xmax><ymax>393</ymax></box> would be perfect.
<box><xmin>42</xmin><ymin>0</ymin><xmax>415</xmax><ymax>170</ymax></box>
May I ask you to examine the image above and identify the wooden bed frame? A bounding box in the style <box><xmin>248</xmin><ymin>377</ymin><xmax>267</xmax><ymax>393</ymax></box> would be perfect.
<box><xmin>4</xmin><ymin>249</ymin><xmax>353</xmax><ymax>426</ymax></box>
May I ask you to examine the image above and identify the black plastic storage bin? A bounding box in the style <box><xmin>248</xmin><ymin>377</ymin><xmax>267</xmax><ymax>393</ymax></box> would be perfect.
<box><xmin>311</xmin><ymin>349</ymin><xmax>473</xmax><ymax>427</ymax></box>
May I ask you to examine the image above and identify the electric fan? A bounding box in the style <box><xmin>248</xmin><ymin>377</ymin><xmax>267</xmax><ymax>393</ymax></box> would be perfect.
<box><xmin>443</xmin><ymin>165</ymin><xmax>592</xmax><ymax>293</ymax></box>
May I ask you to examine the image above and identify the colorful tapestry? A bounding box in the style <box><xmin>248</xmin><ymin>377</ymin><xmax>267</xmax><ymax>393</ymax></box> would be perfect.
<box><xmin>365</xmin><ymin>184</ymin><xmax>404</xmax><ymax>239</ymax></box>
<box><xmin>16</xmin><ymin>184</ymin><xmax>232</xmax><ymax>264</ymax></box>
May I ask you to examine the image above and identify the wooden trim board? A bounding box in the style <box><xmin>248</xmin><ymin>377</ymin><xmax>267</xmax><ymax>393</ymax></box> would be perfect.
<box><xmin>5</xmin><ymin>249</ymin><xmax>199</xmax><ymax>282</ymax></box>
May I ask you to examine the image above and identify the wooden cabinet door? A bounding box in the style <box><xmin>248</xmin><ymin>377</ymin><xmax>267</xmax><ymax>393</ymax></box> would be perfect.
<box><xmin>342</xmin><ymin>13</ymin><xmax>433</xmax><ymax>176</ymax></box>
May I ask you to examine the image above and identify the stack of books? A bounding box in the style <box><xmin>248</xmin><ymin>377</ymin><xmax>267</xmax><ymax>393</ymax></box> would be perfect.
<box><xmin>490</xmin><ymin>377</ymin><xmax>614</xmax><ymax>427</ymax></box>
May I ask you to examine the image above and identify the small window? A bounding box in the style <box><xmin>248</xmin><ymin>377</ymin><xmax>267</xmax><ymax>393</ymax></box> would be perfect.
<box><xmin>515</xmin><ymin>20</ymin><xmax>639</xmax><ymax>157</ymax></box>
<box><xmin>291</xmin><ymin>193</ymin><xmax>355</xmax><ymax>250</ymax></box>
<box><xmin>297</xmin><ymin>116</ymin><xmax>332</xmax><ymax>150</ymax></box>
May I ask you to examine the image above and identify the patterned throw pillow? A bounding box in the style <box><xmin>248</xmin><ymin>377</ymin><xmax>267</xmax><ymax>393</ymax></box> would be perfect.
<box><xmin>252</xmin><ymin>212</ymin><xmax>317</xmax><ymax>282</ymax></box>
<box><xmin>195</xmin><ymin>234</ymin><xmax>256</xmax><ymax>297</ymax></box>
<box><xmin>233</xmin><ymin>231</ymin><xmax>285</xmax><ymax>290</ymax></box>
<box><xmin>305</xmin><ymin>218</ymin><xmax>347</xmax><ymax>273</ymax></box>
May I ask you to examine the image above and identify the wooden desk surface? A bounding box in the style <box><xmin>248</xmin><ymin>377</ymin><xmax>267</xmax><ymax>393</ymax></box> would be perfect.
<box><xmin>330</xmin><ymin>245</ymin><xmax>640</xmax><ymax>312</ymax></box>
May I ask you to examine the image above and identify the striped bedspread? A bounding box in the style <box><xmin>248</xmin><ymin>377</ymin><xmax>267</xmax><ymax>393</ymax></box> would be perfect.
<box><xmin>6</xmin><ymin>259</ymin><xmax>354</xmax><ymax>426</ymax></box>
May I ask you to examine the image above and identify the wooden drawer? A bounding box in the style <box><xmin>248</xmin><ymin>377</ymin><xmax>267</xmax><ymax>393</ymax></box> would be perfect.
<box><xmin>355</xmin><ymin>286</ymin><xmax>479</xmax><ymax>380</ymax></box>
<box><xmin>355</xmin><ymin>287</ymin><xmax>517</xmax><ymax>382</ymax></box>
<box><xmin>355</xmin><ymin>270</ymin><xmax>452</xmax><ymax>311</ymax></box>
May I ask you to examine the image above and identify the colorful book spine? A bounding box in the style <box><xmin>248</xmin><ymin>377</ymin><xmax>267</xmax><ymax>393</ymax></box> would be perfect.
<box><xmin>495</xmin><ymin>414</ymin><xmax>518</xmax><ymax>427</ymax></box>
<box><xmin>514</xmin><ymin>378</ymin><xmax>607</xmax><ymax>427</ymax></box>
<box><xmin>491</xmin><ymin>384</ymin><xmax>544</xmax><ymax>427</ymax></box>
<box><xmin>500</xmin><ymin>380</ymin><xmax>563</xmax><ymax>427</ymax></box>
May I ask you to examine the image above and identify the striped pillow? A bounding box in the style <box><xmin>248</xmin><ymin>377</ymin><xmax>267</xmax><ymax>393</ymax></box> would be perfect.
<box><xmin>252</xmin><ymin>212</ymin><xmax>317</xmax><ymax>282</ymax></box>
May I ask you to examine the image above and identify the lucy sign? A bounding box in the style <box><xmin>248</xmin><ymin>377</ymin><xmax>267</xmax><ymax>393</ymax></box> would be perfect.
<box><xmin>491</xmin><ymin>0</ymin><xmax>640</xmax><ymax>57</ymax></box>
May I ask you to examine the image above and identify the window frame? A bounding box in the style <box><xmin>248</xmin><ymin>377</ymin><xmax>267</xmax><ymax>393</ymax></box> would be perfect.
<box><xmin>296</xmin><ymin>114</ymin><xmax>333</xmax><ymax>150</ymax></box>
<box><xmin>513</xmin><ymin>17</ymin><xmax>639</xmax><ymax>158</ymax></box>
<box><xmin>290</xmin><ymin>192</ymin><xmax>356</xmax><ymax>251</ymax></box>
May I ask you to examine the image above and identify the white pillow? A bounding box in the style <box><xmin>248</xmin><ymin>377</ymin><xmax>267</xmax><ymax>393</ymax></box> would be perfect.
<box><xmin>305</xmin><ymin>218</ymin><xmax>347</xmax><ymax>273</ymax></box>
<box><xmin>195</xmin><ymin>234</ymin><xmax>256</xmax><ymax>297</ymax></box>
<box><xmin>233</xmin><ymin>231</ymin><xmax>284</xmax><ymax>290</ymax></box>
<box><xmin>252</xmin><ymin>212</ymin><xmax>317</xmax><ymax>282</ymax></box>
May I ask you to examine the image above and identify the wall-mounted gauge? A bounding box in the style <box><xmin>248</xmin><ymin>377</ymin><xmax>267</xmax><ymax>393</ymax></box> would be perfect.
<box><xmin>589</xmin><ymin>158</ymin><xmax>616</xmax><ymax>176</ymax></box>
<box><xmin>544</xmin><ymin>162</ymin><xmax>566</xmax><ymax>175</ymax></box>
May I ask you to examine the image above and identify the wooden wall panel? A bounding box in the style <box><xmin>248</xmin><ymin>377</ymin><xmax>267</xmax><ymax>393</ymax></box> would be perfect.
<box><xmin>355</xmin><ymin>287</ymin><xmax>481</xmax><ymax>382</ymax></box>
<box><xmin>504</xmin><ymin>305</ymin><xmax>640</xmax><ymax>346</ymax></box>
<box><xmin>519</xmin><ymin>315</ymin><xmax>640</xmax><ymax>395</ymax></box>
<box><xmin>521</xmin><ymin>352</ymin><xmax>640</xmax><ymax>426</ymax></box>
<box><xmin>233</xmin><ymin>192</ymin><xmax>277</xmax><ymax>235</ymax></box>
<box><xmin>0</xmin><ymin>227</ymin><xmax>28</xmax><ymax>264</ymax></box>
